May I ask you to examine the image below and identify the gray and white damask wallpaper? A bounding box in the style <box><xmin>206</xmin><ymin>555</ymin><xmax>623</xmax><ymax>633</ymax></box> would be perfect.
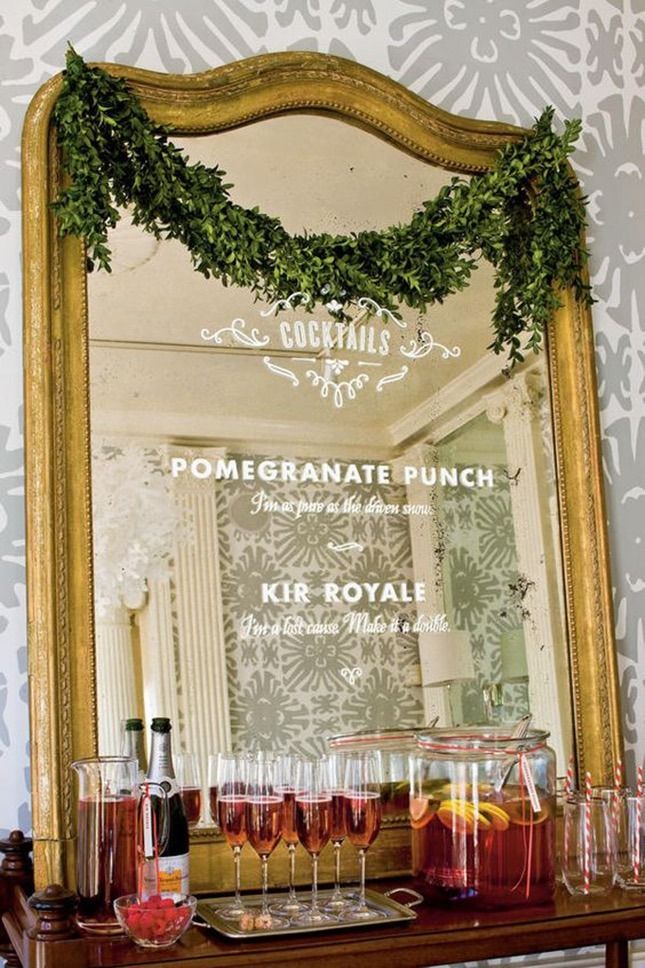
<box><xmin>216</xmin><ymin>455</ymin><xmax>424</xmax><ymax>753</ymax></box>
<box><xmin>0</xmin><ymin>0</ymin><xmax>643</xmax><ymax>860</ymax></box>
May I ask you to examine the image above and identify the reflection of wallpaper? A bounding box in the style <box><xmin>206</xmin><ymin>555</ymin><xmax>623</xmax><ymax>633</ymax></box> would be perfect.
<box><xmin>440</xmin><ymin>467</ymin><xmax>529</xmax><ymax>724</ymax></box>
<box><xmin>214</xmin><ymin>457</ymin><xmax>423</xmax><ymax>755</ymax></box>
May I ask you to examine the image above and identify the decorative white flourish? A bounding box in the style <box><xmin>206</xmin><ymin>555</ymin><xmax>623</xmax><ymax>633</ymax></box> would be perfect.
<box><xmin>260</xmin><ymin>291</ymin><xmax>311</xmax><ymax>316</ymax></box>
<box><xmin>401</xmin><ymin>331</ymin><xmax>462</xmax><ymax>360</ymax></box>
<box><xmin>376</xmin><ymin>366</ymin><xmax>409</xmax><ymax>391</ymax></box>
<box><xmin>263</xmin><ymin>357</ymin><xmax>300</xmax><ymax>386</ymax></box>
<box><xmin>305</xmin><ymin>370</ymin><xmax>370</xmax><ymax>408</ymax></box>
<box><xmin>356</xmin><ymin>297</ymin><xmax>406</xmax><ymax>327</ymax></box>
<box><xmin>341</xmin><ymin>667</ymin><xmax>363</xmax><ymax>687</ymax></box>
<box><xmin>201</xmin><ymin>318</ymin><xmax>270</xmax><ymax>348</ymax></box>
<box><xmin>327</xmin><ymin>541</ymin><xmax>365</xmax><ymax>553</ymax></box>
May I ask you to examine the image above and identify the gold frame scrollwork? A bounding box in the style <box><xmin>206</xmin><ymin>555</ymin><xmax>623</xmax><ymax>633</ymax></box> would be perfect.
<box><xmin>21</xmin><ymin>51</ymin><xmax>623</xmax><ymax>890</ymax></box>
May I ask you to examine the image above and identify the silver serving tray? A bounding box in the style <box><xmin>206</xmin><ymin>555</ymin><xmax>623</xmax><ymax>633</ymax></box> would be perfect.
<box><xmin>195</xmin><ymin>887</ymin><xmax>421</xmax><ymax>940</ymax></box>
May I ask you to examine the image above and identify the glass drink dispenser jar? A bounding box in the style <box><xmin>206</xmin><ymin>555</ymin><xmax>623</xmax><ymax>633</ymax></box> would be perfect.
<box><xmin>410</xmin><ymin>727</ymin><xmax>556</xmax><ymax>908</ymax></box>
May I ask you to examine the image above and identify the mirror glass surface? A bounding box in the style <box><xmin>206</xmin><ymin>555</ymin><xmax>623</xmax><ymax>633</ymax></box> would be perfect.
<box><xmin>87</xmin><ymin>115</ymin><xmax>573</xmax><ymax>819</ymax></box>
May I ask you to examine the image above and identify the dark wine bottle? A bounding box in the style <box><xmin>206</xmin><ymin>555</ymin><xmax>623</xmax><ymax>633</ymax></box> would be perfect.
<box><xmin>121</xmin><ymin>717</ymin><xmax>147</xmax><ymax>781</ymax></box>
<box><xmin>144</xmin><ymin>717</ymin><xmax>189</xmax><ymax>895</ymax></box>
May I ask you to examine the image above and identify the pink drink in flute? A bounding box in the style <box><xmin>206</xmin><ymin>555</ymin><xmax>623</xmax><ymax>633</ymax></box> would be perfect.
<box><xmin>245</xmin><ymin>758</ymin><xmax>288</xmax><ymax>929</ymax></box>
<box><xmin>215</xmin><ymin>754</ymin><xmax>249</xmax><ymax>921</ymax></box>
<box><xmin>323</xmin><ymin>752</ymin><xmax>348</xmax><ymax>913</ymax></box>
<box><xmin>293</xmin><ymin>758</ymin><xmax>335</xmax><ymax>926</ymax></box>
<box><xmin>341</xmin><ymin>752</ymin><xmax>384</xmax><ymax>922</ymax></box>
<box><xmin>270</xmin><ymin>754</ymin><xmax>308</xmax><ymax>917</ymax></box>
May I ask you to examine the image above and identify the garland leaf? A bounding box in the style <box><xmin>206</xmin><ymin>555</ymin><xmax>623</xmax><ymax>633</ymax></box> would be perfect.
<box><xmin>52</xmin><ymin>47</ymin><xmax>593</xmax><ymax>364</ymax></box>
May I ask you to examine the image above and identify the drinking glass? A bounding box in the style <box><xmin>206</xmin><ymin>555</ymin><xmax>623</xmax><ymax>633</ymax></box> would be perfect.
<box><xmin>216</xmin><ymin>753</ymin><xmax>249</xmax><ymax>920</ymax></box>
<box><xmin>270</xmin><ymin>753</ymin><xmax>308</xmax><ymax>917</ymax></box>
<box><xmin>562</xmin><ymin>794</ymin><xmax>615</xmax><ymax>896</ymax></box>
<box><xmin>612</xmin><ymin>794</ymin><xmax>645</xmax><ymax>890</ymax></box>
<box><xmin>323</xmin><ymin>753</ymin><xmax>349</xmax><ymax>913</ymax></box>
<box><xmin>176</xmin><ymin>752</ymin><xmax>202</xmax><ymax>827</ymax></box>
<box><xmin>245</xmin><ymin>758</ymin><xmax>288</xmax><ymax>928</ymax></box>
<box><xmin>340</xmin><ymin>751</ymin><xmax>384</xmax><ymax>921</ymax></box>
<box><xmin>293</xmin><ymin>758</ymin><xmax>335</xmax><ymax>925</ymax></box>
<box><xmin>207</xmin><ymin>753</ymin><xmax>220</xmax><ymax>829</ymax></box>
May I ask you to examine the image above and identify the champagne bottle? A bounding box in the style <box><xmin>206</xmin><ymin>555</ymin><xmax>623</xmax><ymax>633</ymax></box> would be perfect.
<box><xmin>145</xmin><ymin>717</ymin><xmax>189</xmax><ymax>895</ymax></box>
<box><xmin>121</xmin><ymin>717</ymin><xmax>146</xmax><ymax>781</ymax></box>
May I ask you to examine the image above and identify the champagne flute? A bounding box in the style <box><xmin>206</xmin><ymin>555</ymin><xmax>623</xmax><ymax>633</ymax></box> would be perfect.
<box><xmin>293</xmin><ymin>758</ymin><xmax>336</xmax><ymax>925</ymax></box>
<box><xmin>216</xmin><ymin>753</ymin><xmax>249</xmax><ymax>921</ymax></box>
<box><xmin>207</xmin><ymin>753</ymin><xmax>220</xmax><ymax>830</ymax></box>
<box><xmin>323</xmin><ymin>753</ymin><xmax>349</xmax><ymax>912</ymax></box>
<box><xmin>340</xmin><ymin>751</ymin><xmax>384</xmax><ymax>921</ymax></box>
<box><xmin>245</xmin><ymin>758</ymin><xmax>288</xmax><ymax>928</ymax></box>
<box><xmin>176</xmin><ymin>752</ymin><xmax>202</xmax><ymax>827</ymax></box>
<box><xmin>270</xmin><ymin>753</ymin><xmax>308</xmax><ymax>916</ymax></box>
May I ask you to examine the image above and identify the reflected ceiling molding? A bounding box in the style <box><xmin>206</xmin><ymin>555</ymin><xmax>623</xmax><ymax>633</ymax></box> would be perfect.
<box><xmin>388</xmin><ymin>351</ymin><xmax>512</xmax><ymax>448</ymax></box>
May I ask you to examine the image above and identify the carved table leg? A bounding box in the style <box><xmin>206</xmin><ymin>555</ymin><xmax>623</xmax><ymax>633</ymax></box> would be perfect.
<box><xmin>605</xmin><ymin>940</ymin><xmax>629</xmax><ymax>968</ymax></box>
<box><xmin>0</xmin><ymin>830</ymin><xmax>34</xmax><ymax>965</ymax></box>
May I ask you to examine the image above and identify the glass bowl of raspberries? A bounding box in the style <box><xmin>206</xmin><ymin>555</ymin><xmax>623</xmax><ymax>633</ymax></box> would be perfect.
<box><xmin>114</xmin><ymin>893</ymin><xmax>197</xmax><ymax>948</ymax></box>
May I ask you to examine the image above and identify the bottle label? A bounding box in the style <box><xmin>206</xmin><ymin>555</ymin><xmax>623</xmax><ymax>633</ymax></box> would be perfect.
<box><xmin>157</xmin><ymin>854</ymin><xmax>189</xmax><ymax>895</ymax></box>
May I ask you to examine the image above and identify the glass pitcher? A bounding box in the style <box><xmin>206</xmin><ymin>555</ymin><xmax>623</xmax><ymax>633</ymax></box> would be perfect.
<box><xmin>72</xmin><ymin>756</ymin><xmax>169</xmax><ymax>934</ymax></box>
<box><xmin>410</xmin><ymin>727</ymin><xmax>556</xmax><ymax>908</ymax></box>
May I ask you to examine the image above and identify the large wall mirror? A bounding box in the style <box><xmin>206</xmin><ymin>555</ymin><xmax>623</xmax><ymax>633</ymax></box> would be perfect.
<box><xmin>22</xmin><ymin>52</ymin><xmax>622</xmax><ymax>889</ymax></box>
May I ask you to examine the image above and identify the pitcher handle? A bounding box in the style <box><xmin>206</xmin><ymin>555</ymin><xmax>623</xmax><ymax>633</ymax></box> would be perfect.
<box><xmin>141</xmin><ymin>781</ymin><xmax>171</xmax><ymax>857</ymax></box>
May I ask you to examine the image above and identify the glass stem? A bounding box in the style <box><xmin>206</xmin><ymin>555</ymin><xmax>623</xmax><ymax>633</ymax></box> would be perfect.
<box><xmin>233</xmin><ymin>845</ymin><xmax>242</xmax><ymax>906</ymax></box>
<box><xmin>311</xmin><ymin>853</ymin><xmax>320</xmax><ymax>914</ymax></box>
<box><xmin>334</xmin><ymin>840</ymin><xmax>342</xmax><ymax>895</ymax></box>
<box><xmin>288</xmin><ymin>843</ymin><xmax>297</xmax><ymax>899</ymax></box>
<box><xmin>261</xmin><ymin>855</ymin><xmax>269</xmax><ymax>915</ymax></box>
<box><xmin>358</xmin><ymin>848</ymin><xmax>367</xmax><ymax>910</ymax></box>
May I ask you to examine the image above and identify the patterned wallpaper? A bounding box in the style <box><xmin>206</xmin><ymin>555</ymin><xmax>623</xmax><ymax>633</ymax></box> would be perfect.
<box><xmin>215</xmin><ymin>456</ymin><xmax>423</xmax><ymax>755</ymax></box>
<box><xmin>440</xmin><ymin>457</ymin><xmax>530</xmax><ymax>727</ymax></box>
<box><xmin>0</xmin><ymin>0</ymin><xmax>643</xmax><ymax>865</ymax></box>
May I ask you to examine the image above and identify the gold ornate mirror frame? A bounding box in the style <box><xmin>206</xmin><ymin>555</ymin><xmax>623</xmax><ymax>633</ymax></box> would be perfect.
<box><xmin>22</xmin><ymin>51</ymin><xmax>622</xmax><ymax>889</ymax></box>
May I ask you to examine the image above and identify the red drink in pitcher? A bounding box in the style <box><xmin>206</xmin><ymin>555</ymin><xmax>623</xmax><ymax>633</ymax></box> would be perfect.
<box><xmin>411</xmin><ymin>788</ymin><xmax>556</xmax><ymax>907</ymax></box>
<box><xmin>76</xmin><ymin>795</ymin><xmax>138</xmax><ymax>931</ymax></box>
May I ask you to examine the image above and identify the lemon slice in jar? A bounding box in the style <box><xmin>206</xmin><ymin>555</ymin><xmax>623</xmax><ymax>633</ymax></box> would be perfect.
<box><xmin>478</xmin><ymin>802</ymin><xmax>510</xmax><ymax>831</ymax></box>
<box><xmin>437</xmin><ymin>800</ymin><xmax>491</xmax><ymax>834</ymax></box>
<box><xmin>409</xmin><ymin>797</ymin><xmax>436</xmax><ymax>829</ymax></box>
<box><xmin>505</xmin><ymin>798</ymin><xmax>550</xmax><ymax>826</ymax></box>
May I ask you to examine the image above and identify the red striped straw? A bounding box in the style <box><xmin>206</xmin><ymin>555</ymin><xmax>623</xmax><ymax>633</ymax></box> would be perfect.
<box><xmin>564</xmin><ymin>754</ymin><xmax>575</xmax><ymax>798</ymax></box>
<box><xmin>613</xmin><ymin>758</ymin><xmax>623</xmax><ymax>829</ymax></box>
<box><xmin>635</xmin><ymin>766</ymin><xmax>644</xmax><ymax>883</ymax></box>
<box><xmin>583</xmin><ymin>771</ymin><xmax>592</xmax><ymax>895</ymax></box>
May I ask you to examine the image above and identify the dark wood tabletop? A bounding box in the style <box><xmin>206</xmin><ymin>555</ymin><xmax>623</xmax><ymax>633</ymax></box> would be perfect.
<box><xmin>82</xmin><ymin>880</ymin><xmax>645</xmax><ymax>968</ymax></box>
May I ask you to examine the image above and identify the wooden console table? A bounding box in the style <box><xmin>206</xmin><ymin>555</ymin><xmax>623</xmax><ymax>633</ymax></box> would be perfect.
<box><xmin>1</xmin><ymin>832</ymin><xmax>642</xmax><ymax>968</ymax></box>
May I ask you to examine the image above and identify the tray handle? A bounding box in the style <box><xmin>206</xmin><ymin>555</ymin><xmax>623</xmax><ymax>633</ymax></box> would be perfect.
<box><xmin>384</xmin><ymin>887</ymin><xmax>424</xmax><ymax>909</ymax></box>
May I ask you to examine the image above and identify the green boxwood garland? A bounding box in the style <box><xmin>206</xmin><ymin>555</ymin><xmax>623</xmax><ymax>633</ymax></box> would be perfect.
<box><xmin>52</xmin><ymin>48</ymin><xmax>592</xmax><ymax>364</ymax></box>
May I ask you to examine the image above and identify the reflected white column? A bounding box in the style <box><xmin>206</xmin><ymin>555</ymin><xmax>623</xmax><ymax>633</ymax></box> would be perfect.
<box><xmin>96</xmin><ymin>605</ymin><xmax>139</xmax><ymax>755</ymax></box>
<box><xmin>486</xmin><ymin>371</ymin><xmax>573</xmax><ymax>766</ymax></box>
<box><xmin>394</xmin><ymin>447</ymin><xmax>453</xmax><ymax>725</ymax></box>
<box><xmin>136</xmin><ymin>577</ymin><xmax>181</xmax><ymax>729</ymax></box>
<box><xmin>167</xmin><ymin>446</ymin><xmax>232</xmax><ymax>797</ymax></box>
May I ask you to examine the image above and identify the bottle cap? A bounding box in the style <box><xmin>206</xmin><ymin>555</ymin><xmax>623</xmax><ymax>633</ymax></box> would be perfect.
<box><xmin>124</xmin><ymin>718</ymin><xmax>144</xmax><ymax>731</ymax></box>
<box><xmin>151</xmin><ymin>717</ymin><xmax>172</xmax><ymax>733</ymax></box>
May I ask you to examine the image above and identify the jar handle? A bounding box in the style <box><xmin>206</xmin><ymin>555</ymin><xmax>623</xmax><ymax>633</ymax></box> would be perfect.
<box><xmin>384</xmin><ymin>886</ymin><xmax>424</xmax><ymax>908</ymax></box>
